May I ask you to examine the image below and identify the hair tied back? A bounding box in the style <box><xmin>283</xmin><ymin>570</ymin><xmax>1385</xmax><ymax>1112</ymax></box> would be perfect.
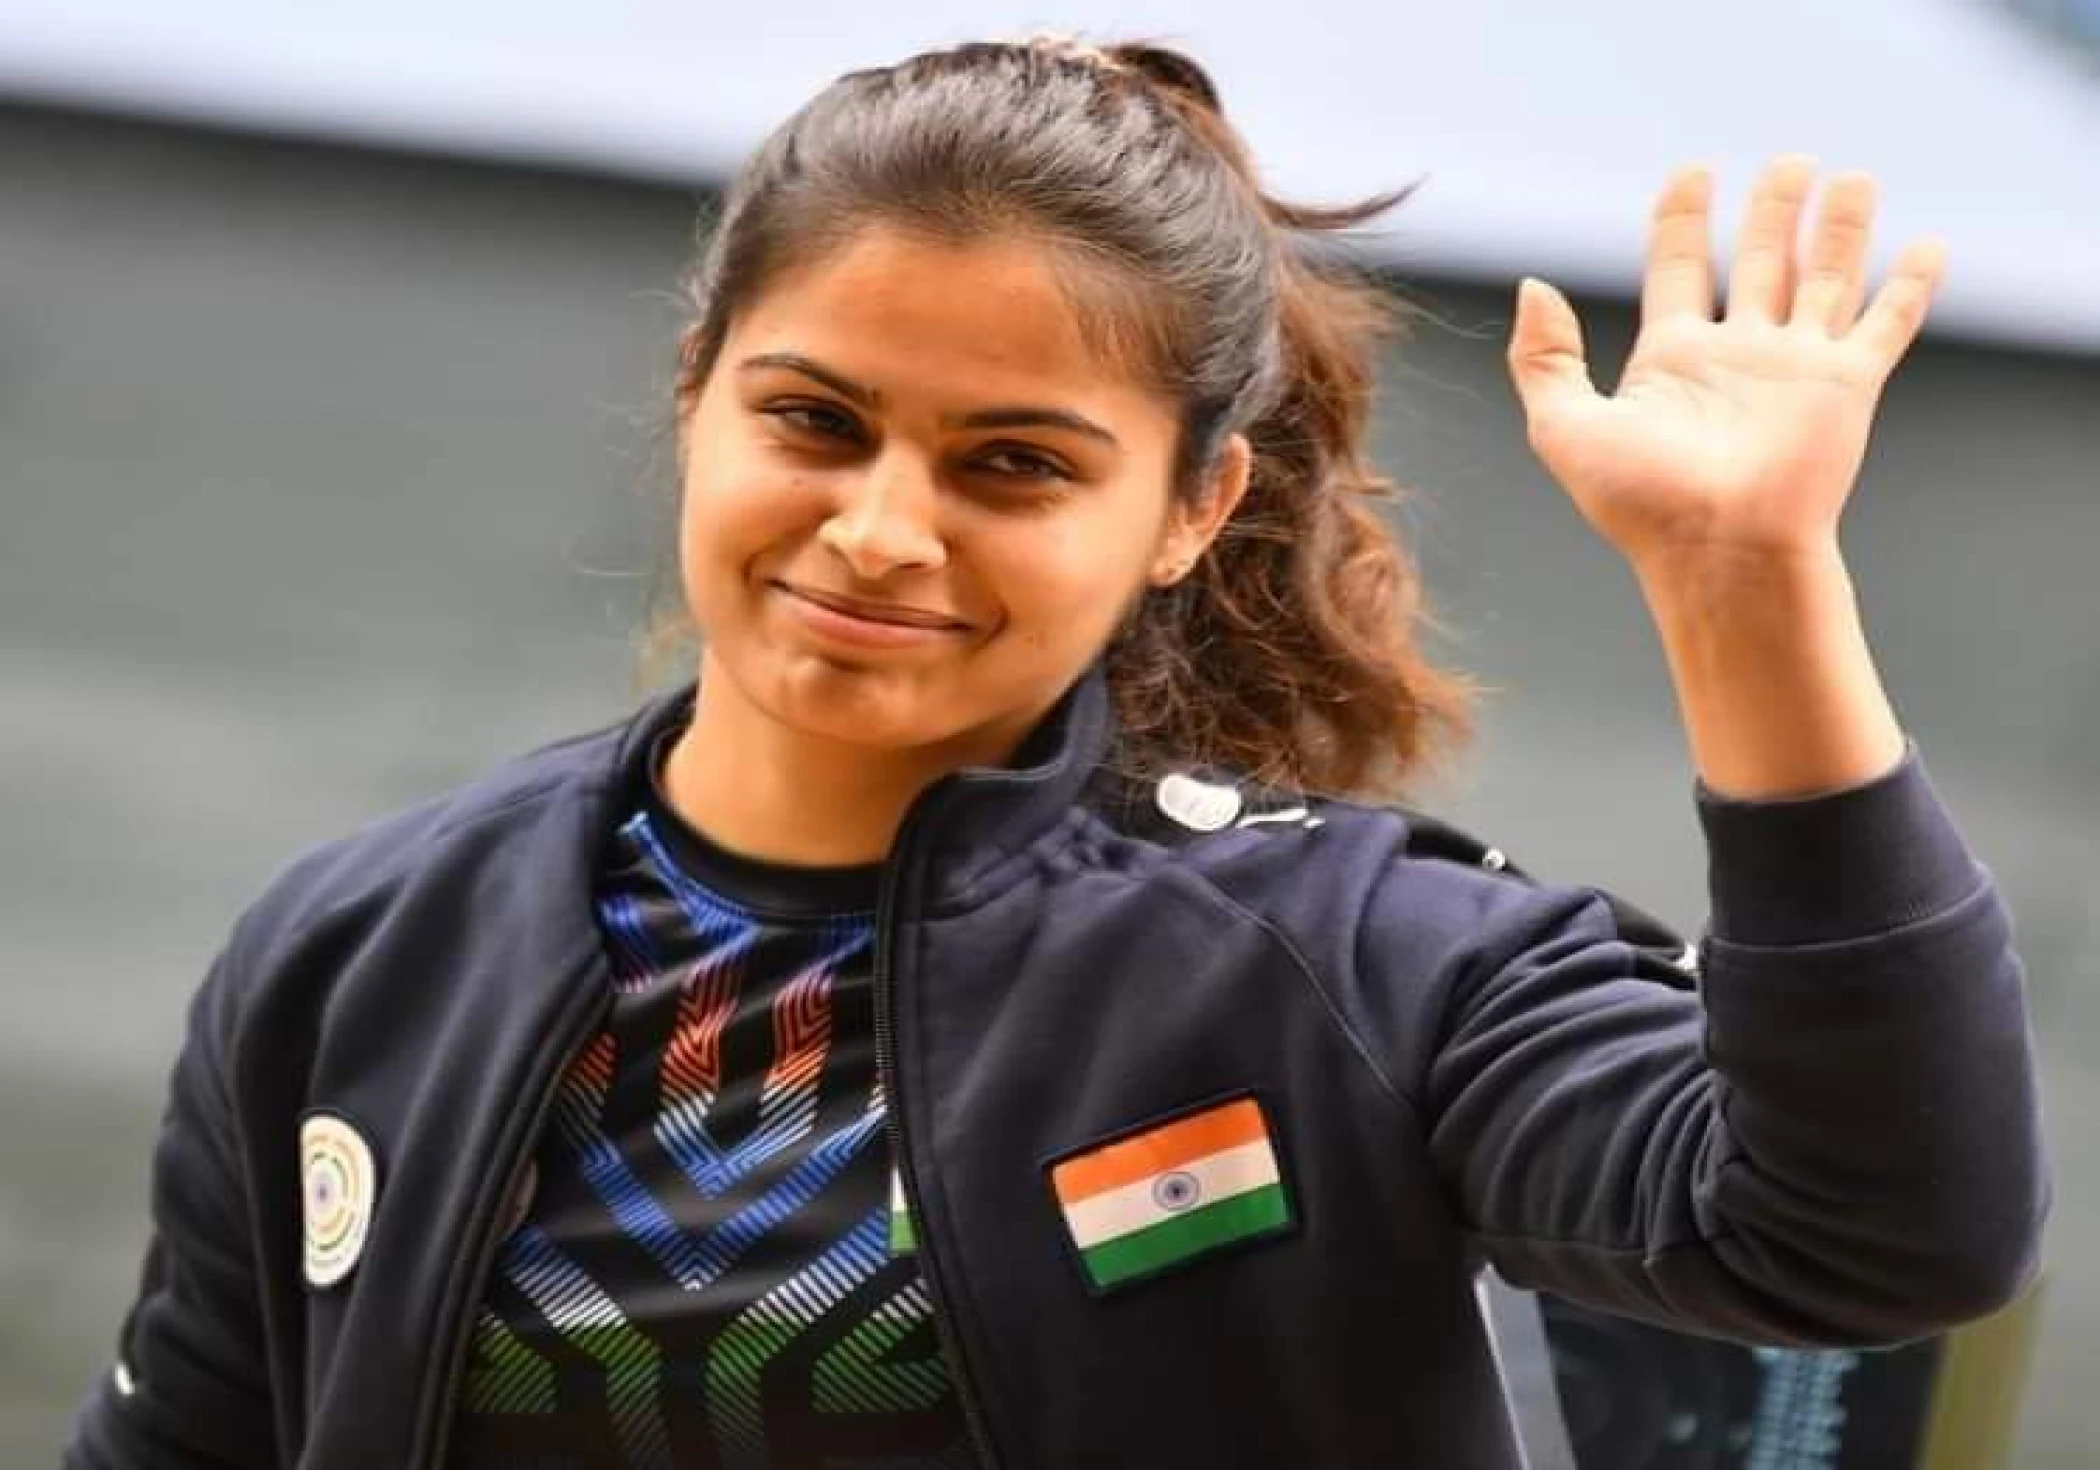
<box><xmin>1103</xmin><ymin>42</ymin><xmax>1226</xmax><ymax>115</ymax></box>
<box><xmin>1020</xmin><ymin>33</ymin><xmax>1226</xmax><ymax>117</ymax></box>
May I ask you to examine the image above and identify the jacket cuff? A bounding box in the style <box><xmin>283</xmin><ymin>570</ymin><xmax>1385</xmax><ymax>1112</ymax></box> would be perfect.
<box><xmin>1694</xmin><ymin>739</ymin><xmax>1982</xmax><ymax>947</ymax></box>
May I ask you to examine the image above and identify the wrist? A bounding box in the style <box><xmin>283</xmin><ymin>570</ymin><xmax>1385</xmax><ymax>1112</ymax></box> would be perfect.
<box><xmin>1629</xmin><ymin>538</ymin><xmax>1905</xmax><ymax>800</ymax></box>
<box><xmin>1629</xmin><ymin>536</ymin><xmax>1850</xmax><ymax>611</ymax></box>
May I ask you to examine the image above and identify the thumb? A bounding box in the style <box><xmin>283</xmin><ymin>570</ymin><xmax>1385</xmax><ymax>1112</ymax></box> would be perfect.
<box><xmin>1506</xmin><ymin>277</ymin><xmax>1595</xmax><ymax>422</ymax></box>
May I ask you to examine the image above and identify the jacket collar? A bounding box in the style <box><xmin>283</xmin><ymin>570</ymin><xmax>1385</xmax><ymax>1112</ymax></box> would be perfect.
<box><xmin>592</xmin><ymin>662</ymin><xmax>1116</xmax><ymax>908</ymax></box>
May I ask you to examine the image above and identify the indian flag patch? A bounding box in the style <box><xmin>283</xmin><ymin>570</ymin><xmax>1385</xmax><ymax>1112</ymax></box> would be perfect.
<box><xmin>1050</xmin><ymin>1094</ymin><xmax>1294</xmax><ymax>1293</ymax></box>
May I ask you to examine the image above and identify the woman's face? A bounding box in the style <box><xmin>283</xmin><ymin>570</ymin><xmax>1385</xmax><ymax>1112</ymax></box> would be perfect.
<box><xmin>677</xmin><ymin>226</ymin><xmax>1245</xmax><ymax>761</ymax></box>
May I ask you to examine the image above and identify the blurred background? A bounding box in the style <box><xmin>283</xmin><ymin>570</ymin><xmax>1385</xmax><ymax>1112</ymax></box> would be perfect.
<box><xmin>2</xmin><ymin>0</ymin><xmax>2094</xmax><ymax>1464</ymax></box>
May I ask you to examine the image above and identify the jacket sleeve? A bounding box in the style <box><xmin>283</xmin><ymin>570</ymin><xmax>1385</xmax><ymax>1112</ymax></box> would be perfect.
<box><xmin>1396</xmin><ymin>742</ymin><xmax>2048</xmax><ymax>1348</ymax></box>
<box><xmin>63</xmin><ymin>935</ymin><xmax>280</xmax><ymax>1469</ymax></box>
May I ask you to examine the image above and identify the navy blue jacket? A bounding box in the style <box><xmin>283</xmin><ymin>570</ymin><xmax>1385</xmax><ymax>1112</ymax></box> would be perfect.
<box><xmin>66</xmin><ymin>666</ymin><xmax>2048</xmax><ymax>1468</ymax></box>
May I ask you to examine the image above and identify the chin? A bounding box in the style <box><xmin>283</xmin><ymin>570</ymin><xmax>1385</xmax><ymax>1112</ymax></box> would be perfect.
<box><xmin>751</xmin><ymin>646</ymin><xmax>982</xmax><ymax>752</ymax></box>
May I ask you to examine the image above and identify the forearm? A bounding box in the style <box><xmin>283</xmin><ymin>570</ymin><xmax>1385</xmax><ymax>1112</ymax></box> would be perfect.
<box><xmin>1634</xmin><ymin>540</ymin><xmax>1906</xmax><ymax>801</ymax></box>
<box><xmin>1427</xmin><ymin>742</ymin><xmax>2043</xmax><ymax>1345</ymax></box>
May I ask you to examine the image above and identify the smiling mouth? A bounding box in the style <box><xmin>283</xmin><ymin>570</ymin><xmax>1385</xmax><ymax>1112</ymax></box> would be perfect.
<box><xmin>775</xmin><ymin>582</ymin><xmax>970</xmax><ymax>631</ymax></box>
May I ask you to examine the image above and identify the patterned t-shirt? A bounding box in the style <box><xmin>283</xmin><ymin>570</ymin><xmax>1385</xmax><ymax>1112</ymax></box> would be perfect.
<box><xmin>449</xmin><ymin>738</ymin><xmax>979</xmax><ymax>1469</ymax></box>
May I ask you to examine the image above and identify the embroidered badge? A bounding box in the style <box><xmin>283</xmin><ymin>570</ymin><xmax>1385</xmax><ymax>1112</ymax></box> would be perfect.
<box><xmin>301</xmin><ymin>1112</ymin><xmax>378</xmax><ymax>1289</ymax></box>
<box><xmin>1049</xmin><ymin>1094</ymin><xmax>1294</xmax><ymax>1293</ymax></box>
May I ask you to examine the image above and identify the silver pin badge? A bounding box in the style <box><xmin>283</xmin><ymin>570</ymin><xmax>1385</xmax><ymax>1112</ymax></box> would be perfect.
<box><xmin>1156</xmin><ymin>773</ymin><xmax>1243</xmax><ymax>833</ymax></box>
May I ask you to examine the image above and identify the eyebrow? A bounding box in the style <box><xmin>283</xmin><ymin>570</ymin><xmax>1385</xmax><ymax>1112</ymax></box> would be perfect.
<box><xmin>736</xmin><ymin>352</ymin><xmax>1122</xmax><ymax>448</ymax></box>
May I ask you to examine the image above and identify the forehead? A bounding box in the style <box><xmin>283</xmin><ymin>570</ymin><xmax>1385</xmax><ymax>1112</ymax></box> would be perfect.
<box><xmin>726</xmin><ymin>227</ymin><xmax>1172</xmax><ymax>417</ymax></box>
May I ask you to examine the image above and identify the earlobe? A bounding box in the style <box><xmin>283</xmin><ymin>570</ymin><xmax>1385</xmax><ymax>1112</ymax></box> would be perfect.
<box><xmin>1153</xmin><ymin>434</ymin><xmax>1252</xmax><ymax>585</ymax></box>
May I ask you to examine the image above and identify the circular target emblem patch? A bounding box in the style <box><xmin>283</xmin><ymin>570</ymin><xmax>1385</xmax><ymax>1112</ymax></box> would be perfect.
<box><xmin>301</xmin><ymin>1113</ymin><xmax>378</xmax><ymax>1289</ymax></box>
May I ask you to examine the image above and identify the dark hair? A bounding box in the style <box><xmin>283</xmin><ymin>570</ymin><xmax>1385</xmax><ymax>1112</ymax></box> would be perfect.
<box><xmin>653</xmin><ymin>36</ymin><xmax>1473</xmax><ymax>798</ymax></box>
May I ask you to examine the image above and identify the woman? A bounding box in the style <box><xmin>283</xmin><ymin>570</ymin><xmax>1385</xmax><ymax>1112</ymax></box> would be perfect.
<box><xmin>67</xmin><ymin>36</ymin><xmax>2045</xmax><ymax>1470</ymax></box>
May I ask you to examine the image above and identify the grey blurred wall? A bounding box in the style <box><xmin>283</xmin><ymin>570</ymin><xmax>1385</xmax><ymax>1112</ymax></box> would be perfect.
<box><xmin>2</xmin><ymin>106</ymin><xmax>2095</xmax><ymax>1464</ymax></box>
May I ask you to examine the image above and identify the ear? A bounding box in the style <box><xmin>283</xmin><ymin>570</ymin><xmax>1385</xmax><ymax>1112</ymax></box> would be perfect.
<box><xmin>1150</xmin><ymin>434</ymin><xmax>1252</xmax><ymax>586</ymax></box>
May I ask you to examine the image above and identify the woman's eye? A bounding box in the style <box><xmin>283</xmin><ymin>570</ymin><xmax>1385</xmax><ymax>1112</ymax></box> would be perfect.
<box><xmin>975</xmin><ymin>446</ymin><xmax>1070</xmax><ymax>482</ymax></box>
<box><xmin>766</xmin><ymin>402</ymin><xmax>861</xmax><ymax>441</ymax></box>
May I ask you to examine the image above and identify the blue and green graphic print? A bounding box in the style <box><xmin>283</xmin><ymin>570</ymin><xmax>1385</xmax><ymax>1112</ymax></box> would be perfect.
<box><xmin>449</xmin><ymin>796</ymin><xmax>977</xmax><ymax>1469</ymax></box>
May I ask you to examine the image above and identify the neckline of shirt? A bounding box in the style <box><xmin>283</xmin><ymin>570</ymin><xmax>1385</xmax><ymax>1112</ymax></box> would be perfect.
<box><xmin>634</xmin><ymin>726</ymin><xmax>884</xmax><ymax>920</ymax></box>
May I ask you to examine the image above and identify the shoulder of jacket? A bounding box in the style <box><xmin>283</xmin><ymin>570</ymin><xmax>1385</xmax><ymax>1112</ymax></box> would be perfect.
<box><xmin>1082</xmin><ymin>763</ymin><xmax>1692</xmax><ymax>968</ymax></box>
<box><xmin>1084</xmin><ymin>762</ymin><xmax>1523</xmax><ymax>877</ymax></box>
<box><xmin>1374</xmin><ymin>799</ymin><xmax>1692</xmax><ymax>966</ymax></box>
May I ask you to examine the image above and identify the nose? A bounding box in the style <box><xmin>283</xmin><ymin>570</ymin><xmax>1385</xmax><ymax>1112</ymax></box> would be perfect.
<box><xmin>815</xmin><ymin>450</ymin><xmax>948</xmax><ymax>580</ymax></box>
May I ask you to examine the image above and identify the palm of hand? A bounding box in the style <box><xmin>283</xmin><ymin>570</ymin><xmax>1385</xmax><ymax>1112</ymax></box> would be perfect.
<box><xmin>1510</xmin><ymin>157</ymin><xmax>1946</xmax><ymax>568</ymax></box>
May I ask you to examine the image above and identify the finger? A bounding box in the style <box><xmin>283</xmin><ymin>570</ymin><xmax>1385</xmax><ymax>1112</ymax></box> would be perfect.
<box><xmin>1642</xmin><ymin>166</ymin><xmax>1716</xmax><ymax>326</ymax></box>
<box><xmin>1854</xmin><ymin>237</ymin><xmax>1948</xmax><ymax>371</ymax></box>
<box><xmin>1507</xmin><ymin>277</ymin><xmax>1597</xmax><ymax>425</ymax></box>
<box><xmin>1793</xmin><ymin>171</ymin><xmax>1878</xmax><ymax>335</ymax></box>
<box><xmin>1726</xmin><ymin>154</ymin><xmax>1818</xmax><ymax>324</ymax></box>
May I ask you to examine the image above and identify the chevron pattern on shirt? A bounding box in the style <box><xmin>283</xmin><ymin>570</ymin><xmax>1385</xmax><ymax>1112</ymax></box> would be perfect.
<box><xmin>450</xmin><ymin>808</ymin><xmax>977</xmax><ymax>1470</ymax></box>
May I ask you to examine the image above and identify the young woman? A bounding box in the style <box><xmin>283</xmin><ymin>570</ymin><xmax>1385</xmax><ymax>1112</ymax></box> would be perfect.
<box><xmin>67</xmin><ymin>36</ymin><xmax>2046</xmax><ymax>1470</ymax></box>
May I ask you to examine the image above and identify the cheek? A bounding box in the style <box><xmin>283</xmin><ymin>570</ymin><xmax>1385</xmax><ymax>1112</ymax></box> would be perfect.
<box><xmin>981</xmin><ymin>519</ymin><xmax>1152</xmax><ymax>647</ymax></box>
<box><xmin>678</xmin><ymin>451</ymin><xmax>824</xmax><ymax>586</ymax></box>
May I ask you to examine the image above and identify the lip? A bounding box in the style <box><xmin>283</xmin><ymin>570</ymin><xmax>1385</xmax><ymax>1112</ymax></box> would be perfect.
<box><xmin>782</xmin><ymin>583</ymin><xmax>968</xmax><ymax>628</ymax></box>
<box><xmin>772</xmin><ymin>582</ymin><xmax>972</xmax><ymax>649</ymax></box>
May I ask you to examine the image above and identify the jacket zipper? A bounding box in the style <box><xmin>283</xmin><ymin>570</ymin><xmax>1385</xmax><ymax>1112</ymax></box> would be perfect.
<box><xmin>409</xmin><ymin>975</ymin><xmax>612</xmax><ymax>1469</ymax></box>
<box><xmin>874</xmin><ymin>791</ymin><xmax>1004</xmax><ymax>1468</ymax></box>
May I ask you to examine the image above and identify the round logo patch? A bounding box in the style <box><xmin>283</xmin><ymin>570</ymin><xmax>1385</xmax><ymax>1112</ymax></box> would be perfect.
<box><xmin>301</xmin><ymin>1113</ymin><xmax>378</xmax><ymax>1289</ymax></box>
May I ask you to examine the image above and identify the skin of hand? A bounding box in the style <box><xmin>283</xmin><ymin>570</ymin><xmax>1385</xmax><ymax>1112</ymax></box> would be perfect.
<box><xmin>1504</xmin><ymin>156</ymin><xmax>1944</xmax><ymax>799</ymax></box>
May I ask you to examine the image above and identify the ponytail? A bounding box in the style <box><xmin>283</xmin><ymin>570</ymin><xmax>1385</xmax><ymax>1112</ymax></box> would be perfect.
<box><xmin>1099</xmin><ymin>43</ymin><xmax>1473</xmax><ymax>797</ymax></box>
<box><xmin>1106</xmin><ymin>240</ymin><xmax>1474</xmax><ymax>798</ymax></box>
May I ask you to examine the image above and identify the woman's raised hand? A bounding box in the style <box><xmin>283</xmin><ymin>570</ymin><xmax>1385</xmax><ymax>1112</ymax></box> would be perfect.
<box><xmin>1506</xmin><ymin>155</ymin><xmax>1947</xmax><ymax>573</ymax></box>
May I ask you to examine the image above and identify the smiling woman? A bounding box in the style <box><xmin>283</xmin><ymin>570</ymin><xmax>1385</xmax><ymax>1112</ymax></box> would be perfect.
<box><xmin>662</xmin><ymin>225</ymin><xmax>1262</xmax><ymax>864</ymax></box>
<box><xmin>66</xmin><ymin>32</ymin><xmax>2045</xmax><ymax>1470</ymax></box>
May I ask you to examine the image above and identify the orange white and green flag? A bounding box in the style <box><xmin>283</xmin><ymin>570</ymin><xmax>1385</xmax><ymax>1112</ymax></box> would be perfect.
<box><xmin>1050</xmin><ymin>1096</ymin><xmax>1292</xmax><ymax>1292</ymax></box>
